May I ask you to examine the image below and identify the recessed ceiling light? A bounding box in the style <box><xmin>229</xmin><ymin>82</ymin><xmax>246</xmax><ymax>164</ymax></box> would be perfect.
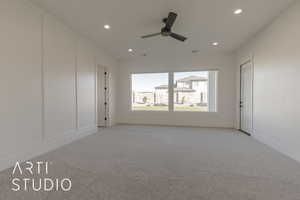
<box><xmin>128</xmin><ymin>48</ymin><xmax>133</xmax><ymax>52</ymax></box>
<box><xmin>234</xmin><ymin>9</ymin><xmax>243</xmax><ymax>15</ymax></box>
<box><xmin>104</xmin><ymin>24</ymin><xmax>110</xmax><ymax>29</ymax></box>
<box><xmin>212</xmin><ymin>42</ymin><xmax>219</xmax><ymax>46</ymax></box>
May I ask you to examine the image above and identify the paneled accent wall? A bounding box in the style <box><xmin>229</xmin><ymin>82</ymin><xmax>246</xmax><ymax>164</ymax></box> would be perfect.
<box><xmin>77</xmin><ymin>39</ymin><xmax>97</xmax><ymax>130</ymax></box>
<box><xmin>0</xmin><ymin>0</ymin><xmax>116</xmax><ymax>171</ymax></box>
<box><xmin>43</xmin><ymin>14</ymin><xmax>78</xmax><ymax>139</ymax></box>
<box><xmin>0</xmin><ymin>0</ymin><xmax>43</xmax><ymax>161</ymax></box>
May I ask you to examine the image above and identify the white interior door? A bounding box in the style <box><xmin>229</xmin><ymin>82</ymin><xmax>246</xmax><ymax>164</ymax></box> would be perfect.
<box><xmin>240</xmin><ymin>62</ymin><xmax>253</xmax><ymax>134</ymax></box>
<box><xmin>97</xmin><ymin>66</ymin><xmax>109</xmax><ymax>127</ymax></box>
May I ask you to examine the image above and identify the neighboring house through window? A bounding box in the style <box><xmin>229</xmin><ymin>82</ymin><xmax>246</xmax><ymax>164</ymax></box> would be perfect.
<box><xmin>173</xmin><ymin>71</ymin><xmax>217</xmax><ymax>112</ymax></box>
<box><xmin>131</xmin><ymin>73</ymin><xmax>169</xmax><ymax>111</ymax></box>
<box><xmin>131</xmin><ymin>71</ymin><xmax>217</xmax><ymax>112</ymax></box>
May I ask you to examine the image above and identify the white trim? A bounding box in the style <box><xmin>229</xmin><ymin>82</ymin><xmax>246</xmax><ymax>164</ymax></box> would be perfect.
<box><xmin>238</xmin><ymin>58</ymin><xmax>254</xmax><ymax>133</ymax></box>
<box><xmin>130</xmin><ymin>68</ymin><xmax>220</xmax><ymax>74</ymax></box>
<box><xmin>75</xmin><ymin>38</ymin><xmax>79</xmax><ymax>131</ymax></box>
<box><xmin>104</xmin><ymin>67</ymin><xmax>110</xmax><ymax>127</ymax></box>
<box><xmin>96</xmin><ymin>65</ymin><xmax>100</xmax><ymax>126</ymax></box>
<box><xmin>0</xmin><ymin>127</ymin><xmax>98</xmax><ymax>172</ymax></box>
<box><xmin>252</xmin><ymin>131</ymin><xmax>300</xmax><ymax>163</ymax></box>
<box><xmin>41</xmin><ymin>13</ymin><xmax>46</xmax><ymax>140</ymax></box>
<box><xmin>94</xmin><ymin>57</ymin><xmax>98</xmax><ymax>125</ymax></box>
<box><xmin>44</xmin><ymin>128</ymin><xmax>77</xmax><ymax>141</ymax></box>
<box><xmin>168</xmin><ymin>72</ymin><xmax>174</xmax><ymax>112</ymax></box>
<box><xmin>239</xmin><ymin>53</ymin><xmax>253</xmax><ymax>67</ymax></box>
<box><xmin>130</xmin><ymin>72</ymin><xmax>169</xmax><ymax>112</ymax></box>
<box><xmin>130</xmin><ymin>70</ymin><xmax>219</xmax><ymax>113</ymax></box>
<box><xmin>117</xmin><ymin>123</ymin><xmax>235</xmax><ymax>129</ymax></box>
<box><xmin>77</xmin><ymin>125</ymin><xmax>98</xmax><ymax>134</ymax></box>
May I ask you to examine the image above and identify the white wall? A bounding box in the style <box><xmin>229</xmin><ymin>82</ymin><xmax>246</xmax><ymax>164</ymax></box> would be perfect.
<box><xmin>77</xmin><ymin>38</ymin><xmax>97</xmax><ymax>130</ymax></box>
<box><xmin>0</xmin><ymin>0</ymin><xmax>117</xmax><ymax>171</ymax></box>
<box><xmin>43</xmin><ymin>14</ymin><xmax>77</xmax><ymax>139</ymax></box>
<box><xmin>236</xmin><ymin>1</ymin><xmax>300</xmax><ymax>162</ymax></box>
<box><xmin>117</xmin><ymin>53</ymin><xmax>237</xmax><ymax>128</ymax></box>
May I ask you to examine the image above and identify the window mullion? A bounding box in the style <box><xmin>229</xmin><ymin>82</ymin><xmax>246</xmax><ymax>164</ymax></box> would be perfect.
<box><xmin>168</xmin><ymin>72</ymin><xmax>174</xmax><ymax>112</ymax></box>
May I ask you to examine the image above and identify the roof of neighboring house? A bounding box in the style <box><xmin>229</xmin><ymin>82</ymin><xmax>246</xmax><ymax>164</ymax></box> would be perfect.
<box><xmin>155</xmin><ymin>85</ymin><xmax>195</xmax><ymax>92</ymax></box>
<box><xmin>155</xmin><ymin>85</ymin><xmax>168</xmax><ymax>89</ymax></box>
<box><xmin>135</xmin><ymin>91</ymin><xmax>154</xmax><ymax>94</ymax></box>
<box><xmin>174</xmin><ymin>88</ymin><xmax>195</xmax><ymax>92</ymax></box>
<box><xmin>177</xmin><ymin>75</ymin><xmax>207</xmax><ymax>82</ymax></box>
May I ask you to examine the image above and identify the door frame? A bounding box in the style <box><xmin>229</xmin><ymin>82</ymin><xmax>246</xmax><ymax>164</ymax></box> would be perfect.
<box><xmin>239</xmin><ymin>60</ymin><xmax>254</xmax><ymax>136</ymax></box>
<box><xmin>97</xmin><ymin>65</ymin><xmax>109</xmax><ymax>127</ymax></box>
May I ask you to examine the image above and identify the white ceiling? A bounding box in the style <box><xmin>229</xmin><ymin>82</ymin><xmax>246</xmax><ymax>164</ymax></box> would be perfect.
<box><xmin>31</xmin><ymin>0</ymin><xmax>295</xmax><ymax>61</ymax></box>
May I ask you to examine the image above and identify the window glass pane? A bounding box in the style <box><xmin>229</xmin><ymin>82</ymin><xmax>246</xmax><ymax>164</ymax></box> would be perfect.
<box><xmin>132</xmin><ymin>73</ymin><xmax>168</xmax><ymax>111</ymax></box>
<box><xmin>174</xmin><ymin>71</ymin><xmax>217</xmax><ymax>112</ymax></box>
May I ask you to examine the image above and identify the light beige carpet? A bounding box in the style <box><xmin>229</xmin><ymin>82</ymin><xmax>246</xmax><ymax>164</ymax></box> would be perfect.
<box><xmin>1</xmin><ymin>125</ymin><xmax>300</xmax><ymax>199</ymax></box>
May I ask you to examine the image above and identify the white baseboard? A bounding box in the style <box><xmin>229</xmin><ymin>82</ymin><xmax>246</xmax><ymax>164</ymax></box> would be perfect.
<box><xmin>0</xmin><ymin>126</ymin><xmax>98</xmax><ymax>172</ymax></box>
<box><xmin>77</xmin><ymin>125</ymin><xmax>98</xmax><ymax>134</ymax></box>
<box><xmin>117</xmin><ymin>123</ymin><xmax>235</xmax><ymax>129</ymax></box>
<box><xmin>252</xmin><ymin>131</ymin><xmax>300</xmax><ymax>163</ymax></box>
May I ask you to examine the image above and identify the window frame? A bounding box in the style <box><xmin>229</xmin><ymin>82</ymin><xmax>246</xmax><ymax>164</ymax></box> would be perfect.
<box><xmin>130</xmin><ymin>69</ymin><xmax>219</xmax><ymax>113</ymax></box>
<box><xmin>130</xmin><ymin>72</ymin><xmax>170</xmax><ymax>112</ymax></box>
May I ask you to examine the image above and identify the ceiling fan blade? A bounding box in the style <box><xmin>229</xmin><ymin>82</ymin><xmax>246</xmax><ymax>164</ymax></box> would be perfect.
<box><xmin>141</xmin><ymin>33</ymin><xmax>161</xmax><ymax>39</ymax></box>
<box><xmin>165</xmin><ymin>12</ymin><xmax>178</xmax><ymax>29</ymax></box>
<box><xmin>170</xmin><ymin>32</ymin><xmax>187</xmax><ymax>42</ymax></box>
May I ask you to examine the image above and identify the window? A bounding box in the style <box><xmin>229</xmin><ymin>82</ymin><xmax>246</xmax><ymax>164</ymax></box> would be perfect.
<box><xmin>174</xmin><ymin>71</ymin><xmax>217</xmax><ymax>112</ymax></box>
<box><xmin>131</xmin><ymin>71</ymin><xmax>217</xmax><ymax>112</ymax></box>
<box><xmin>131</xmin><ymin>73</ymin><xmax>169</xmax><ymax>111</ymax></box>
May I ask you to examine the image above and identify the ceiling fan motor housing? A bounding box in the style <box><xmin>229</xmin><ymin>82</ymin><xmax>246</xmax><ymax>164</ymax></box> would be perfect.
<box><xmin>161</xmin><ymin>27</ymin><xmax>171</xmax><ymax>36</ymax></box>
<box><xmin>141</xmin><ymin>12</ymin><xmax>187</xmax><ymax>41</ymax></box>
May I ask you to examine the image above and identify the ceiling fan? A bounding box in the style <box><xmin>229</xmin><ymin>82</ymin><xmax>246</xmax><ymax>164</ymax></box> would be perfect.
<box><xmin>141</xmin><ymin>12</ymin><xmax>187</xmax><ymax>42</ymax></box>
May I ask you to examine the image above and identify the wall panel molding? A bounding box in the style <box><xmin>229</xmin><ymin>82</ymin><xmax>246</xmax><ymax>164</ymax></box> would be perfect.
<box><xmin>0</xmin><ymin>0</ymin><xmax>110</xmax><ymax>172</ymax></box>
